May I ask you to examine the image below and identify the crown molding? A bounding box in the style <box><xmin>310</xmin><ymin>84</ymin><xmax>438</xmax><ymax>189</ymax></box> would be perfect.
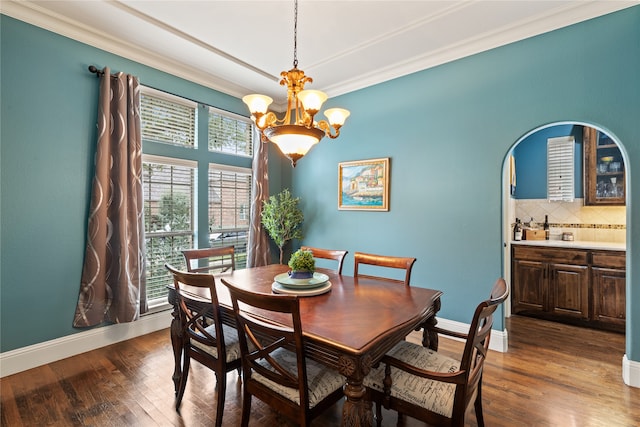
<box><xmin>2</xmin><ymin>1</ymin><xmax>637</xmax><ymax>101</ymax></box>
<box><xmin>326</xmin><ymin>1</ymin><xmax>639</xmax><ymax>97</ymax></box>
<box><xmin>0</xmin><ymin>0</ymin><xmax>251</xmax><ymax>99</ymax></box>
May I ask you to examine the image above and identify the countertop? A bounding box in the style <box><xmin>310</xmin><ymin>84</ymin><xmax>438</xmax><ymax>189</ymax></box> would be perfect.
<box><xmin>511</xmin><ymin>239</ymin><xmax>626</xmax><ymax>251</ymax></box>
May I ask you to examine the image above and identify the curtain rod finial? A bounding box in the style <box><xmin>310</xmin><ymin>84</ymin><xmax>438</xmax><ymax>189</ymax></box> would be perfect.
<box><xmin>88</xmin><ymin>65</ymin><xmax>101</xmax><ymax>76</ymax></box>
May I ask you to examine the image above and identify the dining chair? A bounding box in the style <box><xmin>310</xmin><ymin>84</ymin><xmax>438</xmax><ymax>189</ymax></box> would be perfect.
<box><xmin>221</xmin><ymin>278</ymin><xmax>346</xmax><ymax>427</ymax></box>
<box><xmin>353</xmin><ymin>251</ymin><xmax>416</xmax><ymax>285</ymax></box>
<box><xmin>300</xmin><ymin>245</ymin><xmax>348</xmax><ymax>274</ymax></box>
<box><xmin>364</xmin><ymin>278</ymin><xmax>509</xmax><ymax>427</ymax></box>
<box><xmin>182</xmin><ymin>246</ymin><xmax>235</xmax><ymax>274</ymax></box>
<box><xmin>164</xmin><ymin>263</ymin><xmax>242</xmax><ymax>427</ymax></box>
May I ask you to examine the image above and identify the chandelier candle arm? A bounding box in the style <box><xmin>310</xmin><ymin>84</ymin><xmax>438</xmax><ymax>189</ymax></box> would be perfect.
<box><xmin>242</xmin><ymin>0</ymin><xmax>349</xmax><ymax>167</ymax></box>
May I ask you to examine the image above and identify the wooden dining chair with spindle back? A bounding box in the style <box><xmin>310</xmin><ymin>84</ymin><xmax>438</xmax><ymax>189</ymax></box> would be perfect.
<box><xmin>300</xmin><ymin>246</ymin><xmax>348</xmax><ymax>274</ymax></box>
<box><xmin>353</xmin><ymin>251</ymin><xmax>416</xmax><ymax>285</ymax></box>
<box><xmin>164</xmin><ymin>263</ymin><xmax>242</xmax><ymax>427</ymax></box>
<box><xmin>364</xmin><ymin>278</ymin><xmax>509</xmax><ymax>427</ymax></box>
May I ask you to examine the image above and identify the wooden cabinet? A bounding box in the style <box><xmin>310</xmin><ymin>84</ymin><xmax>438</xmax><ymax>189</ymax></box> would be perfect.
<box><xmin>591</xmin><ymin>251</ymin><xmax>626</xmax><ymax>330</ymax></box>
<box><xmin>511</xmin><ymin>245</ymin><xmax>625</xmax><ymax>331</ymax></box>
<box><xmin>512</xmin><ymin>246</ymin><xmax>589</xmax><ymax>321</ymax></box>
<box><xmin>584</xmin><ymin>126</ymin><xmax>625</xmax><ymax>205</ymax></box>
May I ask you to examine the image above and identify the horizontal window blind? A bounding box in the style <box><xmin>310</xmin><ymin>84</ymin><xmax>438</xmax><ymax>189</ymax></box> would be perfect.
<box><xmin>208</xmin><ymin>164</ymin><xmax>252</xmax><ymax>268</ymax></box>
<box><xmin>547</xmin><ymin>136</ymin><xmax>575</xmax><ymax>202</ymax></box>
<box><xmin>141</xmin><ymin>89</ymin><xmax>196</xmax><ymax>147</ymax></box>
<box><xmin>143</xmin><ymin>156</ymin><xmax>195</xmax><ymax>302</ymax></box>
<box><xmin>208</xmin><ymin>107</ymin><xmax>253</xmax><ymax>156</ymax></box>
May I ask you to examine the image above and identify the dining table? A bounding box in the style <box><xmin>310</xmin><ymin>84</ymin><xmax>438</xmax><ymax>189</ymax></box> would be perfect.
<box><xmin>167</xmin><ymin>263</ymin><xmax>442</xmax><ymax>427</ymax></box>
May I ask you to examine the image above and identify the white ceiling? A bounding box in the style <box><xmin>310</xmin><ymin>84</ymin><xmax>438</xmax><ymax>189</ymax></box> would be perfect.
<box><xmin>3</xmin><ymin>1</ymin><xmax>638</xmax><ymax>107</ymax></box>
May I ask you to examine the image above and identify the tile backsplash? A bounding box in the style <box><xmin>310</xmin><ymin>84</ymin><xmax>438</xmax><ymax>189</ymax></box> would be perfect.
<box><xmin>514</xmin><ymin>198</ymin><xmax>626</xmax><ymax>243</ymax></box>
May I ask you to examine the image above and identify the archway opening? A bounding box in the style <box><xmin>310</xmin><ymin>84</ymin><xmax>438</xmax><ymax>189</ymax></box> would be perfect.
<box><xmin>502</xmin><ymin>121</ymin><xmax>628</xmax><ymax>336</ymax></box>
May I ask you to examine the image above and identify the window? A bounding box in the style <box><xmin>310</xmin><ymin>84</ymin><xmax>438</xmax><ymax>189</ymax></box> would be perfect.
<box><xmin>547</xmin><ymin>136</ymin><xmax>575</xmax><ymax>202</ymax></box>
<box><xmin>208</xmin><ymin>165</ymin><xmax>252</xmax><ymax>268</ymax></box>
<box><xmin>143</xmin><ymin>156</ymin><xmax>196</xmax><ymax>304</ymax></box>
<box><xmin>140</xmin><ymin>86</ymin><xmax>254</xmax><ymax>307</ymax></box>
<box><xmin>208</xmin><ymin>106</ymin><xmax>253</xmax><ymax>156</ymax></box>
<box><xmin>141</xmin><ymin>88</ymin><xmax>196</xmax><ymax>147</ymax></box>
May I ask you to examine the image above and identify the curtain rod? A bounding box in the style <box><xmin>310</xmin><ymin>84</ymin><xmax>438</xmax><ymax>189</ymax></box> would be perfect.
<box><xmin>87</xmin><ymin>65</ymin><xmax>246</xmax><ymax>119</ymax></box>
<box><xmin>88</xmin><ymin>65</ymin><xmax>118</xmax><ymax>78</ymax></box>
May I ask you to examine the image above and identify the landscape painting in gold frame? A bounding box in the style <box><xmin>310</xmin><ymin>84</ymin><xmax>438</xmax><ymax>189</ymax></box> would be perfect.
<box><xmin>338</xmin><ymin>158</ymin><xmax>389</xmax><ymax>211</ymax></box>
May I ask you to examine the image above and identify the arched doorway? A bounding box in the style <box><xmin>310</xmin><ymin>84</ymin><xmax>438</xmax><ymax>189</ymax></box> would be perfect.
<box><xmin>502</xmin><ymin>121</ymin><xmax>629</xmax><ymax>341</ymax></box>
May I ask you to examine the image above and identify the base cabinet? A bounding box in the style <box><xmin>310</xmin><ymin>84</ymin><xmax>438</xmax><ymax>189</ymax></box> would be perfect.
<box><xmin>591</xmin><ymin>251</ymin><xmax>626</xmax><ymax>330</ymax></box>
<box><xmin>512</xmin><ymin>245</ymin><xmax>625</xmax><ymax>332</ymax></box>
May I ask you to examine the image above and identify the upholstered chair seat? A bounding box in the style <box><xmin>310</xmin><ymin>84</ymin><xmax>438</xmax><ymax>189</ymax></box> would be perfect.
<box><xmin>364</xmin><ymin>341</ymin><xmax>460</xmax><ymax>418</ymax></box>
<box><xmin>253</xmin><ymin>347</ymin><xmax>346</xmax><ymax>407</ymax></box>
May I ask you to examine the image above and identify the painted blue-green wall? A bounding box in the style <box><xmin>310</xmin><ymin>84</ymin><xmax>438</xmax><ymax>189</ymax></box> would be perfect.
<box><xmin>2</xmin><ymin>7</ymin><xmax>639</xmax><ymax>364</ymax></box>
<box><xmin>513</xmin><ymin>124</ymin><xmax>584</xmax><ymax>199</ymax></box>
<box><xmin>293</xmin><ymin>7</ymin><xmax>640</xmax><ymax>359</ymax></box>
<box><xmin>0</xmin><ymin>15</ymin><xmax>289</xmax><ymax>352</ymax></box>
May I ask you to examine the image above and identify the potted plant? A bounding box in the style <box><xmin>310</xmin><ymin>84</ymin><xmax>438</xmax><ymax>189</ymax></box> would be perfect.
<box><xmin>288</xmin><ymin>249</ymin><xmax>316</xmax><ymax>280</ymax></box>
<box><xmin>261</xmin><ymin>189</ymin><xmax>304</xmax><ymax>264</ymax></box>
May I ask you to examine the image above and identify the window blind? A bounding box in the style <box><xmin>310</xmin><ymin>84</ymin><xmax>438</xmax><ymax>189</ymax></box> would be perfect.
<box><xmin>208</xmin><ymin>164</ymin><xmax>252</xmax><ymax>268</ymax></box>
<box><xmin>141</xmin><ymin>89</ymin><xmax>196</xmax><ymax>147</ymax></box>
<box><xmin>208</xmin><ymin>107</ymin><xmax>253</xmax><ymax>156</ymax></box>
<box><xmin>142</xmin><ymin>155</ymin><xmax>196</xmax><ymax>302</ymax></box>
<box><xmin>547</xmin><ymin>136</ymin><xmax>575</xmax><ymax>202</ymax></box>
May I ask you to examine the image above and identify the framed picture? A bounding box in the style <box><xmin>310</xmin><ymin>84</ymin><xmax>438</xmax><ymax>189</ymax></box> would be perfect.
<box><xmin>338</xmin><ymin>158</ymin><xmax>390</xmax><ymax>211</ymax></box>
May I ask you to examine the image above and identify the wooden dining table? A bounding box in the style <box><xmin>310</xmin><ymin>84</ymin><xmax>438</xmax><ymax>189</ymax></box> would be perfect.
<box><xmin>167</xmin><ymin>263</ymin><xmax>442</xmax><ymax>427</ymax></box>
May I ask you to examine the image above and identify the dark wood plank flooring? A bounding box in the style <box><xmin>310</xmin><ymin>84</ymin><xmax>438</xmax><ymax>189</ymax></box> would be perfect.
<box><xmin>2</xmin><ymin>315</ymin><xmax>640</xmax><ymax>426</ymax></box>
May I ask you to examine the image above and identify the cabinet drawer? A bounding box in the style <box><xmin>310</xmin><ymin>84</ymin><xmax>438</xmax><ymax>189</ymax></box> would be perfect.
<box><xmin>592</xmin><ymin>251</ymin><xmax>626</xmax><ymax>269</ymax></box>
<box><xmin>512</xmin><ymin>245</ymin><xmax>588</xmax><ymax>265</ymax></box>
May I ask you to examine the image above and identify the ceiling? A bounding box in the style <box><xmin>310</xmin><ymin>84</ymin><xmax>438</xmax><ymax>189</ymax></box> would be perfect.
<box><xmin>3</xmin><ymin>1</ymin><xmax>638</xmax><ymax>107</ymax></box>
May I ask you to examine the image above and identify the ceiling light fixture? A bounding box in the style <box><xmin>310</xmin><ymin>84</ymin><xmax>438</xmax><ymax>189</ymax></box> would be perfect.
<box><xmin>243</xmin><ymin>0</ymin><xmax>350</xmax><ymax>167</ymax></box>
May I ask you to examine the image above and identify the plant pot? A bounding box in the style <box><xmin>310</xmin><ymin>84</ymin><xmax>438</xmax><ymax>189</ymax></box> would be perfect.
<box><xmin>288</xmin><ymin>270</ymin><xmax>314</xmax><ymax>280</ymax></box>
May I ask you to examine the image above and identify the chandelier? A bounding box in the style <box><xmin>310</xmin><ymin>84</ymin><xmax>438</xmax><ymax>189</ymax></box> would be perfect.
<box><xmin>243</xmin><ymin>0</ymin><xmax>350</xmax><ymax>167</ymax></box>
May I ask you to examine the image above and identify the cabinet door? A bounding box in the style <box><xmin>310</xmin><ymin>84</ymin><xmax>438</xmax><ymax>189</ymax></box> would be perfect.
<box><xmin>592</xmin><ymin>267</ymin><xmax>626</xmax><ymax>328</ymax></box>
<box><xmin>584</xmin><ymin>126</ymin><xmax>625</xmax><ymax>206</ymax></box>
<box><xmin>548</xmin><ymin>263</ymin><xmax>589</xmax><ymax>319</ymax></box>
<box><xmin>512</xmin><ymin>259</ymin><xmax>546</xmax><ymax>313</ymax></box>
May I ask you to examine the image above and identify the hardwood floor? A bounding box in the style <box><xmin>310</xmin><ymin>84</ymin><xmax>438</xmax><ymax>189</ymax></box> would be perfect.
<box><xmin>2</xmin><ymin>315</ymin><xmax>640</xmax><ymax>426</ymax></box>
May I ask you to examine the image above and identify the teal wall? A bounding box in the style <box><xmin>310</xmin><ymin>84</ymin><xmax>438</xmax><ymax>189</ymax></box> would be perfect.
<box><xmin>0</xmin><ymin>15</ymin><xmax>289</xmax><ymax>352</ymax></box>
<box><xmin>1</xmin><ymin>7</ymin><xmax>639</xmax><ymax>364</ymax></box>
<box><xmin>513</xmin><ymin>124</ymin><xmax>584</xmax><ymax>200</ymax></box>
<box><xmin>293</xmin><ymin>7</ymin><xmax>640</xmax><ymax>359</ymax></box>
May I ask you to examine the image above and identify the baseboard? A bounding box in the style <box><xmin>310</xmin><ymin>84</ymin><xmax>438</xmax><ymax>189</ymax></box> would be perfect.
<box><xmin>1</xmin><ymin>311</ymin><xmax>503</xmax><ymax>378</ymax></box>
<box><xmin>1</xmin><ymin>310</ymin><xmax>172</xmax><ymax>378</ymax></box>
<box><xmin>623</xmin><ymin>354</ymin><xmax>640</xmax><ymax>388</ymax></box>
<box><xmin>436</xmin><ymin>318</ymin><xmax>508</xmax><ymax>353</ymax></box>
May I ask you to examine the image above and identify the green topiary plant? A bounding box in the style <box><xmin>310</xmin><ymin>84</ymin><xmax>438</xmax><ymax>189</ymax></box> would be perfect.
<box><xmin>261</xmin><ymin>189</ymin><xmax>304</xmax><ymax>264</ymax></box>
<box><xmin>288</xmin><ymin>249</ymin><xmax>316</xmax><ymax>273</ymax></box>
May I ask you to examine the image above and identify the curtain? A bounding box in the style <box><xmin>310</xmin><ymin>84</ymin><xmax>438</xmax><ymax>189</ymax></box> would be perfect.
<box><xmin>247</xmin><ymin>134</ymin><xmax>271</xmax><ymax>267</ymax></box>
<box><xmin>73</xmin><ymin>67</ymin><xmax>147</xmax><ymax>327</ymax></box>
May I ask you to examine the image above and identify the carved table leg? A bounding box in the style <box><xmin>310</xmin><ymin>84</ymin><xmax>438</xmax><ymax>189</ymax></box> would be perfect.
<box><xmin>421</xmin><ymin>317</ymin><xmax>439</xmax><ymax>350</ymax></box>
<box><xmin>169</xmin><ymin>302</ymin><xmax>183</xmax><ymax>396</ymax></box>
<box><xmin>340</xmin><ymin>355</ymin><xmax>374</xmax><ymax>427</ymax></box>
<box><xmin>421</xmin><ymin>299</ymin><xmax>441</xmax><ymax>350</ymax></box>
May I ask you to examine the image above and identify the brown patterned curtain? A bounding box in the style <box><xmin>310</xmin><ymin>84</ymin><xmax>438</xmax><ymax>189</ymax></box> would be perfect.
<box><xmin>73</xmin><ymin>67</ymin><xmax>147</xmax><ymax>327</ymax></box>
<box><xmin>247</xmin><ymin>135</ymin><xmax>271</xmax><ymax>267</ymax></box>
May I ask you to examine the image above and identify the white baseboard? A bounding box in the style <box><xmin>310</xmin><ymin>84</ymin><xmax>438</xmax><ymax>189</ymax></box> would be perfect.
<box><xmin>623</xmin><ymin>354</ymin><xmax>640</xmax><ymax>388</ymax></box>
<box><xmin>1</xmin><ymin>310</ymin><xmax>172</xmax><ymax>378</ymax></box>
<box><xmin>436</xmin><ymin>318</ymin><xmax>509</xmax><ymax>353</ymax></box>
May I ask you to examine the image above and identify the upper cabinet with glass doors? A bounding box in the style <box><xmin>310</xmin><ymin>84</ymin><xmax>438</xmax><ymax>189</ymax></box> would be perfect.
<box><xmin>584</xmin><ymin>127</ymin><xmax>625</xmax><ymax>206</ymax></box>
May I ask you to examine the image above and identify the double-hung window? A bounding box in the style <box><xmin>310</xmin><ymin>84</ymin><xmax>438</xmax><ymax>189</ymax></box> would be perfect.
<box><xmin>141</xmin><ymin>88</ymin><xmax>254</xmax><ymax>307</ymax></box>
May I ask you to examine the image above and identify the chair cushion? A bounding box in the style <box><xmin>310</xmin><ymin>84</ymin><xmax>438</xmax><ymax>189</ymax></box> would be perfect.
<box><xmin>252</xmin><ymin>348</ymin><xmax>345</xmax><ymax>408</ymax></box>
<box><xmin>190</xmin><ymin>324</ymin><xmax>242</xmax><ymax>363</ymax></box>
<box><xmin>363</xmin><ymin>341</ymin><xmax>460</xmax><ymax>418</ymax></box>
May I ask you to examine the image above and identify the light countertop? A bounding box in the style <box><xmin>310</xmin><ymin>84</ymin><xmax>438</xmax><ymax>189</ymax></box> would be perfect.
<box><xmin>511</xmin><ymin>239</ymin><xmax>625</xmax><ymax>251</ymax></box>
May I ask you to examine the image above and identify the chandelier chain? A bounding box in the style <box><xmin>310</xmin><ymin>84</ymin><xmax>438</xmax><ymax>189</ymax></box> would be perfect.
<box><xmin>293</xmin><ymin>0</ymin><xmax>298</xmax><ymax>68</ymax></box>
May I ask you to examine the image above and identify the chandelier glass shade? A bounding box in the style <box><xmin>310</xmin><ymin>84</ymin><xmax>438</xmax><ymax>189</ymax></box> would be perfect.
<box><xmin>242</xmin><ymin>1</ymin><xmax>349</xmax><ymax>167</ymax></box>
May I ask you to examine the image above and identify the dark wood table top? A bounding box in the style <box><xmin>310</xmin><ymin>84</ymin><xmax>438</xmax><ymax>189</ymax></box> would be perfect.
<box><xmin>176</xmin><ymin>264</ymin><xmax>442</xmax><ymax>357</ymax></box>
